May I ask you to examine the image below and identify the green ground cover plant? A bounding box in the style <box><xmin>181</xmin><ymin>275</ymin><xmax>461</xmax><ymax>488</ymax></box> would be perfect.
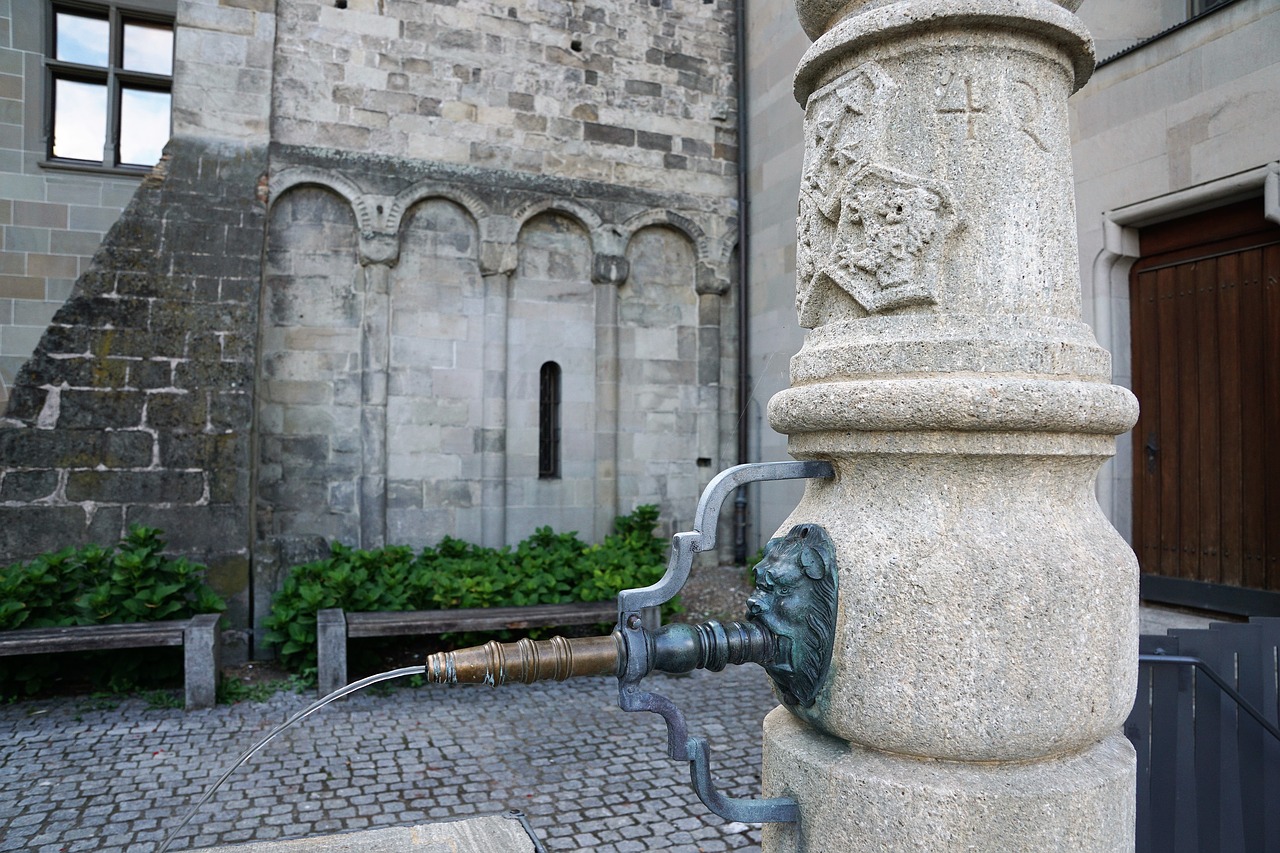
<box><xmin>265</xmin><ymin>505</ymin><xmax>669</xmax><ymax>673</ymax></box>
<box><xmin>0</xmin><ymin>525</ymin><xmax>226</xmax><ymax>697</ymax></box>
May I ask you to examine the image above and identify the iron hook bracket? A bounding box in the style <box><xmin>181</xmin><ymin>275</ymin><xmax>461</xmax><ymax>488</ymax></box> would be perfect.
<box><xmin>616</xmin><ymin>460</ymin><xmax>834</xmax><ymax>825</ymax></box>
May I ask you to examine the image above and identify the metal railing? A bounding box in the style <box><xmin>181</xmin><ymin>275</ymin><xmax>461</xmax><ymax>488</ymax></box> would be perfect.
<box><xmin>1126</xmin><ymin>618</ymin><xmax>1280</xmax><ymax>853</ymax></box>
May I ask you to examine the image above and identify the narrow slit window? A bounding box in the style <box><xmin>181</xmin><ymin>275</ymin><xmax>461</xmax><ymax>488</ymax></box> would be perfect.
<box><xmin>538</xmin><ymin>362</ymin><xmax>561</xmax><ymax>479</ymax></box>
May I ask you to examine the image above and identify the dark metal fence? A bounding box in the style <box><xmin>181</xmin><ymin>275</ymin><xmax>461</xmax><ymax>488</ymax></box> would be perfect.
<box><xmin>1126</xmin><ymin>618</ymin><xmax>1280</xmax><ymax>852</ymax></box>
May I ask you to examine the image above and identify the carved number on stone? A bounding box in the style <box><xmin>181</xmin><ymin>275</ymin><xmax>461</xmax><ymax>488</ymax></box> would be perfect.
<box><xmin>1013</xmin><ymin>80</ymin><xmax>1049</xmax><ymax>152</ymax></box>
<box><xmin>936</xmin><ymin>72</ymin><xmax>984</xmax><ymax>140</ymax></box>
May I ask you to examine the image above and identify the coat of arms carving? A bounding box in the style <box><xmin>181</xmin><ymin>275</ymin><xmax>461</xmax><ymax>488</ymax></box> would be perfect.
<box><xmin>797</xmin><ymin>64</ymin><xmax>961</xmax><ymax>326</ymax></box>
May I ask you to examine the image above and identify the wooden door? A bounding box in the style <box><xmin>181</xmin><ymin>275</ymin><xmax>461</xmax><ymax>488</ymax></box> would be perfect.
<box><xmin>1130</xmin><ymin>199</ymin><xmax>1280</xmax><ymax>596</ymax></box>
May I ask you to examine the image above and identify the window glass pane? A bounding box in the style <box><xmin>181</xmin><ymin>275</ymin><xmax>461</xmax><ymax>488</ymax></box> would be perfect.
<box><xmin>538</xmin><ymin>361</ymin><xmax>561</xmax><ymax>479</ymax></box>
<box><xmin>119</xmin><ymin>87</ymin><xmax>171</xmax><ymax>166</ymax></box>
<box><xmin>123</xmin><ymin>21</ymin><xmax>174</xmax><ymax>75</ymax></box>
<box><xmin>52</xmin><ymin>78</ymin><xmax>107</xmax><ymax>161</ymax></box>
<box><xmin>55</xmin><ymin>12</ymin><xmax>109</xmax><ymax>66</ymax></box>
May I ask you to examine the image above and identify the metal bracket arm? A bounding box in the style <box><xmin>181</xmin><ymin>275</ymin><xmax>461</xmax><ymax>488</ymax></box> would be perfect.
<box><xmin>616</xmin><ymin>460</ymin><xmax>834</xmax><ymax>824</ymax></box>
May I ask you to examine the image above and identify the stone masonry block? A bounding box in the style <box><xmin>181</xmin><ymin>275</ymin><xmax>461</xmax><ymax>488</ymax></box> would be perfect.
<box><xmin>207</xmin><ymin>466</ymin><xmax>248</xmax><ymax>505</ymax></box>
<box><xmin>26</xmin><ymin>253</ymin><xmax>79</xmax><ymax>279</ymax></box>
<box><xmin>0</xmin><ymin>505</ymin><xmax>124</xmax><ymax>562</ymax></box>
<box><xmin>260</xmin><ymin>434</ymin><xmax>329</xmax><ymax>468</ymax></box>
<box><xmin>637</xmin><ymin>130</ymin><xmax>673</xmax><ymax>152</ymax></box>
<box><xmin>0</xmin><ymin>275</ymin><xmax>46</xmax><ymax>300</ymax></box>
<box><xmin>128</xmin><ymin>359</ymin><xmax>176</xmax><ymax>390</ymax></box>
<box><xmin>111</xmin><ymin>271</ymin><xmax>171</xmax><ymax>298</ymax></box>
<box><xmin>126</xmin><ymin>505</ymin><xmax>250</xmax><ymax>556</ymax></box>
<box><xmin>56</xmin><ymin>390</ymin><xmax>146</xmax><ymax>430</ymax></box>
<box><xmin>625</xmin><ymin>79</ymin><xmax>662</xmax><ymax>96</ymax></box>
<box><xmin>676</xmin><ymin>70</ymin><xmax>716</xmax><ymax>94</ymax></box>
<box><xmin>153</xmin><ymin>302</ymin><xmax>252</xmax><ymax>342</ymax></box>
<box><xmin>183</xmin><ymin>613</ymin><xmax>222</xmax><ymax>710</ymax></box>
<box><xmin>0</xmin><ymin>469</ymin><xmax>60</xmax><ymax>502</ymax></box>
<box><xmin>15</xmin><ymin>353</ymin><xmax>128</xmax><ymax>390</ymax></box>
<box><xmin>174</xmin><ymin>359</ymin><xmax>254</xmax><ymax>389</ymax></box>
<box><xmin>158</xmin><ymin>432</ymin><xmax>239</xmax><ymax>469</ymax></box>
<box><xmin>145</xmin><ymin>391</ymin><xmax>207</xmax><ymax>431</ymax></box>
<box><xmin>0</xmin><ymin>427</ymin><xmax>153</xmax><ymax>469</ymax></box>
<box><xmin>583</xmin><ymin>123</ymin><xmax>636</xmax><ymax>146</ymax></box>
<box><xmin>96</xmin><ymin>327</ymin><xmax>180</xmax><ymax>359</ymax></box>
<box><xmin>209</xmin><ymin>392</ymin><xmax>252</xmax><ymax>432</ymax></box>
<box><xmin>65</xmin><ymin>470</ymin><xmax>206</xmax><ymax>504</ymax></box>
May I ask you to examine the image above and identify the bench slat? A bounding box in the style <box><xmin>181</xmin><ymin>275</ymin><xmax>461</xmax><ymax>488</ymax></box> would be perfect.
<box><xmin>344</xmin><ymin>602</ymin><xmax>617</xmax><ymax>638</ymax></box>
<box><xmin>0</xmin><ymin>621</ymin><xmax>187</xmax><ymax>655</ymax></box>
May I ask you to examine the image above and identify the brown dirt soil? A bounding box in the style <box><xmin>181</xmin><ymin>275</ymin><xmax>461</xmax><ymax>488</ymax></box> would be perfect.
<box><xmin>672</xmin><ymin>563</ymin><xmax>754</xmax><ymax>624</ymax></box>
<box><xmin>222</xmin><ymin>658</ymin><xmax>294</xmax><ymax>687</ymax></box>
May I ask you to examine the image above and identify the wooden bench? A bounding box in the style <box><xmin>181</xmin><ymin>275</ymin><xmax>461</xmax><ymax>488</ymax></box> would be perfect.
<box><xmin>0</xmin><ymin>614</ymin><xmax>222</xmax><ymax>709</ymax></box>
<box><xmin>316</xmin><ymin>602</ymin><xmax>656</xmax><ymax>695</ymax></box>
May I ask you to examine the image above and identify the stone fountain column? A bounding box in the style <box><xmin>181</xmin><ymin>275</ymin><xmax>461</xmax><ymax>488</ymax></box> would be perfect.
<box><xmin>760</xmin><ymin>1</ymin><xmax>1140</xmax><ymax>850</ymax></box>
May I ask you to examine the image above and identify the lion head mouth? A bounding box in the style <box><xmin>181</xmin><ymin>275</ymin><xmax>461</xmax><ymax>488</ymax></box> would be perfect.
<box><xmin>749</xmin><ymin>524</ymin><xmax>838</xmax><ymax>709</ymax></box>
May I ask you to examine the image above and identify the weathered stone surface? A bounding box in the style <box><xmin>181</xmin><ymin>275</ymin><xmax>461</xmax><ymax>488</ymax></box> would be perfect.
<box><xmin>0</xmin><ymin>138</ymin><xmax>261</xmax><ymax>635</ymax></box>
<box><xmin>0</xmin><ymin>468</ymin><xmax>60</xmax><ymax>502</ymax></box>
<box><xmin>762</xmin><ymin>709</ymin><xmax>1134</xmax><ymax>853</ymax></box>
<box><xmin>65</xmin><ymin>470</ymin><xmax>206</xmax><ymax>504</ymax></box>
<box><xmin>0</xmin><ymin>428</ymin><xmax>153</xmax><ymax>469</ymax></box>
<box><xmin>761</xmin><ymin>0</ymin><xmax>1136</xmax><ymax>849</ymax></box>
<box><xmin>2</xmin><ymin>0</ymin><xmax>742</xmax><ymax>647</ymax></box>
<box><xmin>767</xmin><ymin>0</ymin><xmax>1136</xmax><ymax>749</ymax></box>
<box><xmin>773</xmin><ymin>453</ymin><xmax>1137</xmax><ymax>760</ymax></box>
<box><xmin>54</xmin><ymin>390</ymin><xmax>147</xmax><ymax>430</ymax></box>
<box><xmin>190</xmin><ymin>818</ymin><xmax>539</xmax><ymax>852</ymax></box>
<box><xmin>0</xmin><ymin>505</ymin><xmax>125</xmax><ymax>559</ymax></box>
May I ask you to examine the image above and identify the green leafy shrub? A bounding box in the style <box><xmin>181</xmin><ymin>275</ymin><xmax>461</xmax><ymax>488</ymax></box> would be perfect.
<box><xmin>0</xmin><ymin>526</ymin><xmax>226</xmax><ymax>696</ymax></box>
<box><xmin>577</xmin><ymin>505</ymin><xmax>668</xmax><ymax>602</ymax></box>
<box><xmin>265</xmin><ymin>506</ymin><xmax>669</xmax><ymax>673</ymax></box>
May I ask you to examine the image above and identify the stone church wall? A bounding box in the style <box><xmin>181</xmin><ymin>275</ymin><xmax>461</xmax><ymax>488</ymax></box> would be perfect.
<box><xmin>0</xmin><ymin>0</ymin><xmax>740</xmax><ymax>643</ymax></box>
<box><xmin>269</xmin><ymin>0</ymin><xmax>738</xmax><ymax>194</ymax></box>
<box><xmin>253</xmin><ymin>147</ymin><xmax>739</xmax><ymax>631</ymax></box>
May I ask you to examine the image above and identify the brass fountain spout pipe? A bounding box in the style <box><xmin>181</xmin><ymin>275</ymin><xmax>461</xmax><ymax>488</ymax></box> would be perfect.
<box><xmin>423</xmin><ymin>634</ymin><xmax>623</xmax><ymax>685</ymax></box>
<box><xmin>422</xmin><ymin>620</ymin><xmax>778</xmax><ymax>686</ymax></box>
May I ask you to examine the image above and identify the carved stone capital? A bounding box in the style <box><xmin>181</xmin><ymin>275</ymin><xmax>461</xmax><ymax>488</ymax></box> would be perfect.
<box><xmin>591</xmin><ymin>253</ymin><xmax>630</xmax><ymax>286</ymax></box>
<box><xmin>358</xmin><ymin>231</ymin><xmax>400</xmax><ymax>267</ymax></box>
<box><xmin>479</xmin><ymin>241</ymin><xmax>518</xmax><ymax>277</ymax></box>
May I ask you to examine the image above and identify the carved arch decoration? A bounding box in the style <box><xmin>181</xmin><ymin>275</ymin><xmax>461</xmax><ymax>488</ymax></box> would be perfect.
<box><xmin>386</xmin><ymin>181</ymin><xmax>488</xmax><ymax>239</ymax></box>
<box><xmin>387</xmin><ymin>183</ymin><xmax>490</xmax><ymax>273</ymax></box>
<box><xmin>511</xmin><ymin>198</ymin><xmax>628</xmax><ymax>285</ymax></box>
<box><xmin>622</xmin><ymin>209</ymin><xmax>731</xmax><ymax>295</ymax></box>
<box><xmin>620</xmin><ymin>209</ymin><xmax>710</xmax><ymax>263</ymax></box>
<box><xmin>511</xmin><ymin>198</ymin><xmax>605</xmax><ymax>236</ymax></box>
<box><xmin>267</xmin><ymin>166</ymin><xmax>374</xmax><ymax>232</ymax></box>
<box><xmin>712</xmin><ymin>232</ymin><xmax>739</xmax><ymax>270</ymax></box>
<box><xmin>266</xmin><ymin>166</ymin><xmax>401</xmax><ymax>266</ymax></box>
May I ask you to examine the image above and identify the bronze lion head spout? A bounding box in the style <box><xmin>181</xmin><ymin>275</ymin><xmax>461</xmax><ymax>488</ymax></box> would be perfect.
<box><xmin>747</xmin><ymin>523</ymin><xmax>838</xmax><ymax>709</ymax></box>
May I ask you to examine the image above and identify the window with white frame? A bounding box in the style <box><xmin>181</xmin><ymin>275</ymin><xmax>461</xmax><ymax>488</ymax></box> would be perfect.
<box><xmin>46</xmin><ymin>1</ymin><xmax>174</xmax><ymax>169</ymax></box>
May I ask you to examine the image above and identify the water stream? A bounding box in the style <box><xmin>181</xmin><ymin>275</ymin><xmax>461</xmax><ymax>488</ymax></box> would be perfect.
<box><xmin>156</xmin><ymin>665</ymin><xmax>427</xmax><ymax>853</ymax></box>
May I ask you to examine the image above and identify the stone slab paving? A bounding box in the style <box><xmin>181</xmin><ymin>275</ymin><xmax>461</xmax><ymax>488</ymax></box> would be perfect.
<box><xmin>197</xmin><ymin>816</ymin><xmax>540</xmax><ymax>852</ymax></box>
<box><xmin>0</xmin><ymin>666</ymin><xmax>776</xmax><ymax>853</ymax></box>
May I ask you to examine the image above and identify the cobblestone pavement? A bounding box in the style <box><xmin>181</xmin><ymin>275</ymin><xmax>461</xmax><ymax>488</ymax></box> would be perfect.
<box><xmin>0</xmin><ymin>666</ymin><xmax>779</xmax><ymax>853</ymax></box>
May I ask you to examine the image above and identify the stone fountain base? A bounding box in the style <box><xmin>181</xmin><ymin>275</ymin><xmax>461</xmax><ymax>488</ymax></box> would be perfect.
<box><xmin>760</xmin><ymin>710</ymin><xmax>1135</xmax><ymax>853</ymax></box>
<box><xmin>194</xmin><ymin>814</ymin><xmax>541</xmax><ymax>852</ymax></box>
